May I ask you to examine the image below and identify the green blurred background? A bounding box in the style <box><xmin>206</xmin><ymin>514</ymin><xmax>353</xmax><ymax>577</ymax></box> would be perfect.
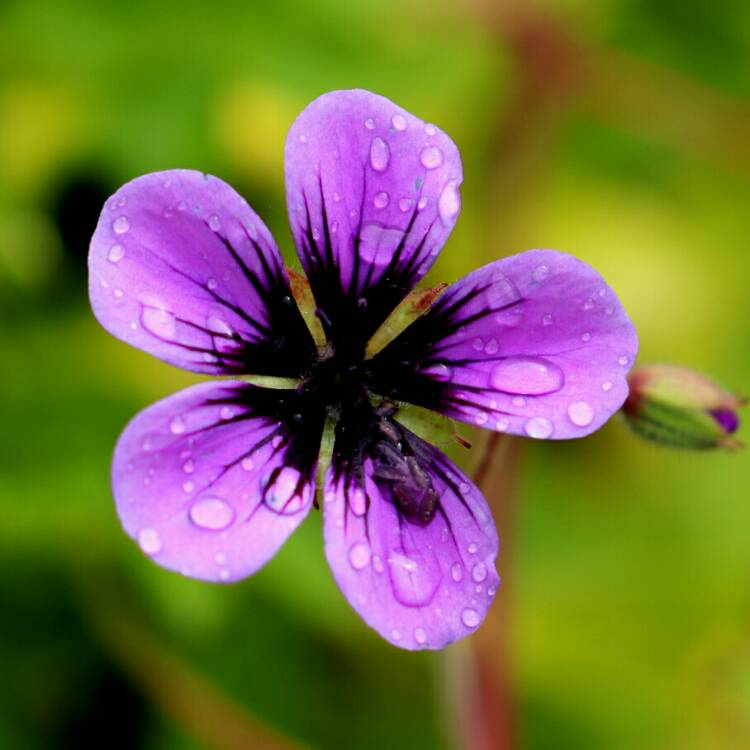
<box><xmin>1</xmin><ymin>1</ymin><xmax>749</xmax><ymax>748</ymax></box>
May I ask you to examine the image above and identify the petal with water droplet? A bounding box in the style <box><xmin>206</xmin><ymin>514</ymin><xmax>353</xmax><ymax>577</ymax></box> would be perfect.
<box><xmin>284</xmin><ymin>89</ymin><xmax>462</xmax><ymax>349</ymax></box>
<box><xmin>367</xmin><ymin>249</ymin><xmax>638</xmax><ymax>440</ymax></box>
<box><xmin>89</xmin><ymin>170</ymin><xmax>316</xmax><ymax>377</ymax></box>
<box><xmin>323</xmin><ymin>420</ymin><xmax>499</xmax><ymax>650</ymax></box>
<box><xmin>112</xmin><ymin>381</ymin><xmax>324</xmax><ymax>582</ymax></box>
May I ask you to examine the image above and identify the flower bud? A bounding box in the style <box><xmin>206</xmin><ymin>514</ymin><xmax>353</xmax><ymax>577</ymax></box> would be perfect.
<box><xmin>623</xmin><ymin>364</ymin><xmax>744</xmax><ymax>450</ymax></box>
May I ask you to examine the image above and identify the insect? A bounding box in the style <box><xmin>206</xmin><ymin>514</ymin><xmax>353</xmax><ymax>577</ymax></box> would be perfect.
<box><xmin>370</xmin><ymin>402</ymin><xmax>439</xmax><ymax>526</ymax></box>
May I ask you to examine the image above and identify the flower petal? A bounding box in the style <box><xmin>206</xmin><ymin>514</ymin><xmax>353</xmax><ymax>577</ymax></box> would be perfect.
<box><xmin>285</xmin><ymin>89</ymin><xmax>463</xmax><ymax>350</ymax></box>
<box><xmin>367</xmin><ymin>250</ymin><xmax>638</xmax><ymax>439</ymax></box>
<box><xmin>113</xmin><ymin>381</ymin><xmax>325</xmax><ymax>582</ymax></box>
<box><xmin>323</xmin><ymin>420</ymin><xmax>499</xmax><ymax>650</ymax></box>
<box><xmin>89</xmin><ymin>170</ymin><xmax>317</xmax><ymax>377</ymax></box>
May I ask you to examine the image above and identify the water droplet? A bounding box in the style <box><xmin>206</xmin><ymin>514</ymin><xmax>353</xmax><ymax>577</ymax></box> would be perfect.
<box><xmin>422</xmin><ymin>363</ymin><xmax>452</xmax><ymax>381</ymax></box>
<box><xmin>108</xmin><ymin>244</ymin><xmax>124</xmax><ymax>263</ymax></box>
<box><xmin>183</xmin><ymin>459</ymin><xmax>194</xmax><ymax>474</ymax></box>
<box><xmin>189</xmin><ymin>497</ymin><xmax>235</xmax><ymax>531</ymax></box>
<box><xmin>398</xmin><ymin>197</ymin><xmax>413</xmax><ymax>212</ymax></box>
<box><xmin>581</xmin><ymin>332</ymin><xmax>591</xmax><ymax>342</ymax></box>
<box><xmin>113</xmin><ymin>216</ymin><xmax>130</xmax><ymax>234</ymax></box>
<box><xmin>263</xmin><ymin>466</ymin><xmax>306</xmax><ymax>515</ymax></box>
<box><xmin>568</xmin><ymin>401</ymin><xmax>594</xmax><ymax>427</ymax></box>
<box><xmin>524</xmin><ymin>417</ymin><xmax>554</xmax><ymax>439</ymax></box>
<box><xmin>488</xmin><ymin>585</ymin><xmax>497</xmax><ymax>597</ymax></box>
<box><xmin>170</xmin><ymin>416</ymin><xmax>185</xmax><ymax>434</ymax></box>
<box><xmin>220</xmin><ymin>406</ymin><xmax>233</xmax><ymax>420</ymax></box>
<box><xmin>391</xmin><ymin>628</ymin><xmax>402</xmax><ymax>641</ymax></box>
<box><xmin>583</xmin><ymin>298</ymin><xmax>595</xmax><ymax>311</ymax></box>
<box><xmin>484</xmin><ymin>338</ymin><xmax>499</xmax><ymax>355</ymax></box>
<box><xmin>215</xmin><ymin>552</ymin><xmax>227</xmax><ymax>565</ymax></box>
<box><xmin>472</xmin><ymin>337</ymin><xmax>484</xmax><ymax>351</ymax></box>
<box><xmin>373</xmin><ymin>191</ymin><xmax>389</xmax><ymax>209</ymax></box>
<box><xmin>141</xmin><ymin>306</ymin><xmax>176</xmax><ymax>339</ymax></box>
<box><xmin>388</xmin><ymin>551</ymin><xmax>440</xmax><ymax>606</ymax></box>
<box><xmin>512</xmin><ymin>396</ymin><xmax>526</xmax><ymax>407</ymax></box>
<box><xmin>451</xmin><ymin>563</ymin><xmax>464</xmax><ymax>582</ymax></box>
<box><xmin>602</xmin><ymin>381</ymin><xmax>613</xmax><ymax>392</ymax></box>
<box><xmin>605</xmin><ymin>305</ymin><xmax>614</xmax><ymax>316</ymax></box>
<box><xmin>532</xmin><ymin>264</ymin><xmax>549</xmax><ymax>282</ymax></box>
<box><xmin>358</xmin><ymin>223</ymin><xmax>405</xmax><ymax>266</ymax></box>
<box><xmin>370</xmin><ymin>137</ymin><xmax>390</xmax><ymax>171</ymax></box>
<box><xmin>219</xmin><ymin>568</ymin><xmax>231</xmax><ymax>581</ymax></box>
<box><xmin>474</xmin><ymin>411</ymin><xmax>488</xmax><ymax>426</ymax></box>
<box><xmin>438</xmin><ymin>180</ymin><xmax>460</xmax><ymax>225</ymax></box>
<box><xmin>207</xmin><ymin>277</ymin><xmax>218</xmax><ymax>291</ymax></box>
<box><xmin>472</xmin><ymin>562</ymin><xmax>488</xmax><ymax>582</ymax></box>
<box><xmin>417</xmin><ymin>196</ymin><xmax>428</xmax><ymax>210</ymax></box>
<box><xmin>542</xmin><ymin>314</ymin><xmax>553</xmax><ymax>326</ymax></box>
<box><xmin>496</xmin><ymin>418</ymin><xmax>509</xmax><ymax>431</ymax></box>
<box><xmin>414</xmin><ymin>627</ymin><xmax>427</xmax><ymax>645</ymax></box>
<box><xmin>468</xmin><ymin>543</ymin><xmax>479</xmax><ymax>554</ymax></box>
<box><xmin>618</xmin><ymin>355</ymin><xmax>629</xmax><ymax>366</ymax></box>
<box><xmin>420</xmin><ymin>146</ymin><xmax>443</xmax><ymax>169</ymax></box>
<box><xmin>373</xmin><ymin>555</ymin><xmax>384</xmax><ymax>573</ymax></box>
<box><xmin>348</xmin><ymin>543</ymin><xmax>371</xmax><ymax>570</ymax></box>
<box><xmin>491</xmin><ymin>357</ymin><xmax>564</xmax><ymax>395</ymax></box>
<box><xmin>485</xmin><ymin>271</ymin><xmax>520</xmax><ymax>309</ymax></box>
<box><xmin>462</xmin><ymin>608</ymin><xmax>480</xmax><ymax>628</ymax></box>
<box><xmin>138</xmin><ymin>528</ymin><xmax>162</xmax><ymax>555</ymax></box>
<box><xmin>459</xmin><ymin>482</ymin><xmax>471</xmax><ymax>495</ymax></box>
<box><xmin>241</xmin><ymin>456</ymin><xmax>255</xmax><ymax>471</ymax></box>
<box><xmin>364</xmin><ymin>117</ymin><xmax>376</xmax><ymax>130</ymax></box>
<box><xmin>391</xmin><ymin>114</ymin><xmax>407</xmax><ymax>130</ymax></box>
<box><xmin>208</xmin><ymin>214</ymin><xmax>221</xmax><ymax>231</ymax></box>
<box><xmin>183</xmin><ymin>481</ymin><xmax>194</xmax><ymax>493</ymax></box>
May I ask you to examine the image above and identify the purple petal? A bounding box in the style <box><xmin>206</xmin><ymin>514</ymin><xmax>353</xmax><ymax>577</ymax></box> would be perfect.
<box><xmin>112</xmin><ymin>381</ymin><xmax>324</xmax><ymax>582</ymax></box>
<box><xmin>89</xmin><ymin>170</ymin><xmax>316</xmax><ymax>377</ymax></box>
<box><xmin>323</xmin><ymin>424</ymin><xmax>499</xmax><ymax>650</ymax></box>
<box><xmin>285</xmin><ymin>89</ymin><xmax>462</xmax><ymax>348</ymax></box>
<box><xmin>367</xmin><ymin>249</ymin><xmax>638</xmax><ymax>439</ymax></box>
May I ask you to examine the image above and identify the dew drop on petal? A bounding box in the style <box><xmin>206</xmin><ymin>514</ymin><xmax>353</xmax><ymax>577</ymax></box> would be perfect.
<box><xmin>472</xmin><ymin>562</ymin><xmax>488</xmax><ymax>582</ymax></box>
<box><xmin>113</xmin><ymin>216</ymin><xmax>130</xmax><ymax>234</ymax></box>
<box><xmin>373</xmin><ymin>191</ymin><xmax>389</xmax><ymax>209</ymax></box>
<box><xmin>182</xmin><ymin>481</ymin><xmax>194</xmax><ymax>493</ymax></box>
<box><xmin>618</xmin><ymin>355</ymin><xmax>630</xmax><ymax>366</ymax></box>
<box><xmin>581</xmin><ymin>332</ymin><xmax>591</xmax><ymax>342</ymax></box>
<box><xmin>420</xmin><ymin>146</ymin><xmax>443</xmax><ymax>169</ymax></box>
<box><xmin>241</xmin><ymin>456</ymin><xmax>255</xmax><ymax>472</ymax></box>
<box><xmin>170</xmin><ymin>416</ymin><xmax>185</xmax><ymax>435</ymax></box>
<box><xmin>484</xmin><ymin>338</ymin><xmax>499</xmax><ymax>355</ymax></box>
<box><xmin>542</xmin><ymin>314</ymin><xmax>553</xmax><ymax>326</ymax></box>
<box><xmin>438</xmin><ymin>180</ymin><xmax>460</xmax><ymax>225</ymax></box>
<box><xmin>108</xmin><ymin>244</ymin><xmax>124</xmax><ymax>263</ymax></box>
<box><xmin>524</xmin><ymin>417</ymin><xmax>554</xmax><ymax>439</ymax></box>
<box><xmin>370</xmin><ymin>137</ymin><xmax>390</xmax><ymax>171</ymax></box>
<box><xmin>373</xmin><ymin>555</ymin><xmax>384</xmax><ymax>573</ymax></box>
<box><xmin>182</xmin><ymin>459</ymin><xmax>194</xmax><ymax>474</ymax></box>
<box><xmin>422</xmin><ymin>363</ymin><xmax>452</xmax><ymax>381</ymax></box>
<box><xmin>414</xmin><ymin>627</ymin><xmax>427</xmax><ymax>645</ymax></box>
<box><xmin>364</xmin><ymin>117</ymin><xmax>376</xmax><ymax>130</ymax></box>
<box><xmin>568</xmin><ymin>401</ymin><xmax>594</xmax><ymax>427</ymax></box>
<box><xmin>208</xmin><ymin>214</ymin><xmax>221</xmax><ymax>231</ymax></box>
<box><xmin>388</xmin><ymin>551</ymin><xmax>439</xmax><ymax>606</ymax></box>
<box><xmin>512</xmin><ymin>396</ymin><xmax>526</xmax><ymax>407</ymax></box>
<box><xmin>189</xmin><ymin>497</ymin><xmax>235</xmax><ymax>531</ymax></box>
<box><xmin>602</xmin><ymin>381</ymin><xmax>613</xmax><ymax>392</ymax></box>
<box><xmin>138</xmin><ymin>528</ymin><xmax>162</xmax><ymax>555</ymax></box>
<box><xmin>417</xmin><ymin>196</ymin><xmax>428</xmax><ymax>210</ymax></box>
<box><xmin>348</xmin><ymin>543</ymin><xmax>371</xmax><ymax>570</ymax></box>
<box><xmin>491</xmin><ymin>357</ymin><xmax>564</xmax><ymax>395</ymax></box>
<box><xmin>532</xmin><ymin>264</ymin><xmax>549</xmax><ymax>282</ymax></box>
<box><xmin>474</xmin><ymin>411</ymin><xmax>488</xmax><ymax>426</ymax></box>
<box><xmin>398</xmin><ymin>197</ymin><xmax>413</xmax><ymax>212</ymax></box>
<box><xmin>462</xmin><ymin>608</ymin><xmax>480</xmax><ymax>628</ymax></box>
<box><xmin>468</xmin><ymin>542</ymin><xmax>479</xmax><ymax>554</ymax></box>
<box><xmin>141</xmin><ymin>306</ymin><xmax>176</xmax><ymax>340</ymax></box>
<box><xmin>207</xmin><ymin>277</ymin><xmax>218</xmax><ymax>291</ymax></box>
<box><xmin>391</xmin><ymin>628</ymin><xmax>401</xmax><ymax>641</ymax></box>
<box><xmin>391</xmin><ymin>114</ymin><xmax>407</xmax><ymax>131</ymax></box>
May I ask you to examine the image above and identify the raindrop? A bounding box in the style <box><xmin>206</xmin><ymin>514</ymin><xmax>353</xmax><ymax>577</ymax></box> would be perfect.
<box><xmin>451</xmin><ymin>563</ymin><xmax>463</xmax><ymax>582</ymax></box>
<box><xmin>113</xmin><ymin>216</ymin><xmax>130</xmax><ymax>234</ymax></box>
<box><xmin>581</xmin><ymin>332</ymin><xmax>591</xmax><ymax>342</ymax></box>
<box><xmin>420</xmin><ymin>146</ymin><xmax>443</xmax><ymax>169</ymax></box>
<box><xmin>392</xmin><ymin>114</ymin><xmax>407</xmax><ymax>131</ymax></box>
<box><xmin>370</xmin><ymin>137</ymin><xmax>390</xmax><ymax>171</ymax></box>
<box><xmin>207</xmin><ymin>277</ymin><xmax>218</xmax><ymax>291</ymax></box>
<box><xmin>373</xmin><ymin>191</ymin><xmax>389</xmax><ymax>209</ymax></box>
<box><xmin>491</xmin><ymin>357</ymin><xmax>564</xmax><ymax>395</ymax></box>
<box><xmin>220</xmin><ymin>406</ymin><xmax>233</xmax><ymax>420</ymax></box>
<box><xmin>524</xmin><ymin>417</ymin><xmax>554</xmax><ymax>439</ymax></box>
<box><xmin>417</xmin><ymin>196</ymin><xmax>428</xmax><ymax>210</ymax></box>
<box><xmin>391</xmin><ymin>629</ymin><xmax>402</xmax><ymax>641</ymax></box>
<box><xmin>138</xmin><ymin>528</ymin><xmax>162</xmax><ymax>555</ymax></box>
<box><xmin>422</xmin><ymin>363</ymin><xmax>452</xmax><ymax>381</ymax></box>
<box><xmin>438</xmin><ymin>181</ymin><xmax>460</xmax><ymax>225</ymax></box>
<box><xmin>618</xmin><ymin>355</ymin><xmax>629</xmax><ymax>366</ymax></box>
<box><xmin>485</xmin><ymin>271</ymin><xmax>519</xmax><ymax>309</ymax></box>
<box><xmin>583</xmin><ymin>298</ymin><xmax>595</xmax><ymax>311</ymax></box>
<box><xmin>472</xmin><ymin>562</ymin><xmax>488</xmax><ymax>582</ymax></box>
<box><xmin>542</xmin><ymin>314</ymin><xmax>553</xmax><ymax>326</ymax></box>
<box><xmin>425</xmin><ymin>123</ymin><xmax>437</xmax><ymax>136</ymax></box>
<box><xmin>532</xmin><ymin>264</ymin><xmax>549</xmax><ymax>282</ymax></box>
<box><xmin>208</xmin><ymin>214</ymin><xmax>221</xmax><ymax>231</ymax></box>
<box><xmin>414</xmin><ymin>627</ymin><xmax>427</xmax><ymax>645</ymax></box>
<box><xmin>364</xmin><ymin>117</ymin><xmax>376</xmax><ymax>130</ymax></box>
<box><xmin>108</xmin><ymin>244</ymin><xmax>124</xmax><ymax>263</ymax></box>
<box><xmin>183</xmin><ymin>459</ymin><xmax>194</xmax><ymax>474</ymax></box>
<box><xmin>568</xmin><ymin>401</ymin><xmax>594</xmax><ymax>427</ymax></box>
<box><xmin>350</xmin><ymin>487</ymin><xmax>367</xmax><ymax>516</ymax></box>
<box><xmin>183</xmin><ymin>481</ymin><xmax>194</xmax><ymax>493</ymax></box>
<box><xmin>602</xmin><ymin>381</ymin><xmax>613</xmax><ymax>392</ymax></box>
<box><xmin>348</xmin><ymin>543</ymin><xmax>371</xmax><ymax>570</ymax></box>
<box><xmin>462</xmin><ymin>608</ymin><xmax>480</xmax><ymax>628</ymax></box>
<box><xmin>472</xmin><ymin>337</ymin><xmax>484</xmax><ymax>351</ymax></box>
<box><xmin>512</xmin><ymin>396</ymin><xmax>526</xmax><ymax>407</ymax></box>
<box><xmin>468</xmin><ymin>543</ymin><xmax>479</xmax><ymax>554</ymax></box>
<box><xmin>373</xmin><ymin>555</ymin><xmax>384</xmax><ymax>573</ymax></box>
<box><xmin>398</xmin><ymin>197</ymin><xmax>413</xmax><ymax>212</ymax></box>
<box><xmin>388</xmin><ymin>551</ymin><xmax>440</xmax><ymax>606</ymax></box>
<box><xmin>141</xmin><ymin>306</ymin><xmax>176</xmax><ymax>340</ymax></box>
<box><xmin>170</xmin><ymin>416</ymin><xmax>185</xmax><ymax>435</ymax></box>
<box><xmin>241</xmin><ymin>456</ymin><xmax>255</xmax><ymax>471</ymax></box>
<box><xmin>189</xmin><ymin>497</ymin><xmax>235</xmax><ymax>531</ymax></box>
<box><xmin>484</xmin><ymin>338</ymin><xmax>499</xmax><ymax>355</ymax></box>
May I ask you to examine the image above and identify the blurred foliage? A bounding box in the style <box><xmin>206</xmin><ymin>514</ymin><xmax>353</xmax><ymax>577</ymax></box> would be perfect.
<box><xmin>1</xmin><ymin>0</ymin><xmax>749</xmax><ymax>748</ymax></box>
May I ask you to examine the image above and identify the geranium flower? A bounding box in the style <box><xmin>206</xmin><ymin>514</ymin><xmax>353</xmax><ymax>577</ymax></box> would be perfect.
<box><xmin>88</xmin><ymin>89</ymin><xmax>637</xmax><ymax>649</ymax></box>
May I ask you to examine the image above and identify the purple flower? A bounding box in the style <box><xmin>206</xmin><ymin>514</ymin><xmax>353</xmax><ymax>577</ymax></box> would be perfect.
<box><xmin>88</xmin><ymin>90</ymin><xmax>637</xmax><ymax>650</ymax></box>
